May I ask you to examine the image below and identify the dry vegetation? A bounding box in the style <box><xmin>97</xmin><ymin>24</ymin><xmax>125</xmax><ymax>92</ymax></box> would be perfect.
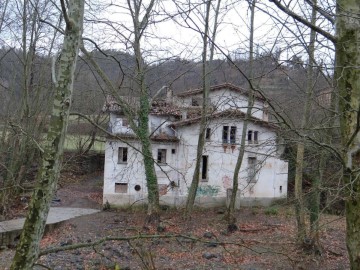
<box><xmin>0</xmin><ymin>172</ymin><xmax>348</xmax><ymax>270</ymax></box>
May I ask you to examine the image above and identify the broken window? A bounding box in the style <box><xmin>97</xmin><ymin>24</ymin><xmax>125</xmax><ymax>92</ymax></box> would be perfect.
<box><xmin>115</xmin><ymin>183</ymin><xmax>128</xmax><ymax>193</ymax></box>
<box><xmin>205</xmin><ymin>128</ymin><xmax>211</xmax><ymax>140</ymax></box>
<box><xmin>223</xmin><ymin>126</ymin><xmax>236</xmax><ymax>144</ymax></box>
<box><xmin>230</xmin><ymin>126</ymin><xmax>237</xmax><ymax>144</ymax></box>
<box><xmin>223</xmin><ymin>126</ymin><xmax>229</xmax><ymax>143</ymax></box>
<box><xmin>254</xmin><ymin>131</ymin><xmax>258</xmax><ymax>144</ymax></box>
<box><xmin>248</xmin><ymin>130</ymin><xmax>259</xmax><ymax>144</ymax></box>
<box><xmin>201</xmin><ymin>155</ymin><xmax>209</xmax><ymax>181</ymax></box>
<box><xmin>157</xmin><ymin>149</ymin><xmax>167</xmax><ymax>164</ymax></box>
<box><xmin>247</xmin><ymin>157</ymin><xmax>257</xmax><ymax>183</ymax></box>
<box><xmin>247</xmin><ymin>130</ymin><xmax>252</xmax><ymax>143</ymax></box>
<box><xmin>118</xmin><ymin>147</ymin><xmax>128</xmax><ymax>163</ymax></box>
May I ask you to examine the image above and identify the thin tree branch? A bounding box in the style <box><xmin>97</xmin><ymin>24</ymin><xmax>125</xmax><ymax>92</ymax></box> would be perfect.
<box><xmin>269</xmin><ymin>0</ymin><xmax>336</xmax><ymax>44</ymax></box>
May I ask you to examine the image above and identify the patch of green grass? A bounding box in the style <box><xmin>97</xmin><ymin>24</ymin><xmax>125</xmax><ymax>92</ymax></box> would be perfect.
<box><xmin>264</xmin><ymin>206</ymin><xmax>279</xmax><ymax>216</ymax></box>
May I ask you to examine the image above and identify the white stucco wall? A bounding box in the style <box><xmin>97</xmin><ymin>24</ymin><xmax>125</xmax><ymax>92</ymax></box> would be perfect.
<box><xmin>103</xmin><ymin>139</ymin><xmax>185</xmax><ymax>206</ymax></box>
<box><xmin>175</xmin><ymin>87</ymin><xmax>265</xmax><ymax>120</ymax></box>
<box><xmin>103</xmin><ymin>115</ymin><xmax>288</xmax><ymax>208</ymax></box>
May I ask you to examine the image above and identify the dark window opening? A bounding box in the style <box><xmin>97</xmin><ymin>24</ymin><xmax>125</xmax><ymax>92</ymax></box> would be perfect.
<box><xmin>223</xmin><ymin>126</ymin><xmax>229</xmax><ymax>143</ymax></box>
<box><xmin>248</xmin><ymin>130</ymin><xmax>259</xmax><ymax>144</ymax></box>
<box><xmin>115</xmin><ymin>183</ymin><xmax>128</xmax><ymax>193</ymax></box>
<box><xmin>205</xmin><ymin>128</ymin><xmax>211</xmax><ymax>140</ymax></box>
<box><xmin>201</xmin><ymin>155</ymin><xmax>208</xmax><ymax>181</ymax></box>
<box><xmin>247</xmin><ymin>130</ymin><xmax>253</xmax><ymax>143</ymax></box>
<box><xmin>171</xmin><ymin>149</ymin><xmax>176</xmax><ymax>154</ymax></box>
<box><xmin>254</xmin><ymin>131</ymin><xmax>259</xmax><ymax>144</ymax></box>
<box><xmin>118</xmin><ymin>147</ymin><xmax>128</xmax><ymax>163</ymax></box>
<box><xmin>230</xmin><ymin>126</ymin><xmax>237</xmax><ymax>144</ymax></box>
<box><xmin>157</xmin><ymin>149</ymin><xmax>167</xmax><ymax>164</ymax></box>
<box><xmin>279</xmin><ymin>186</ymin><xmax>283</xmax><ymax>193</ymax></box>
<box><xmin>135</xmin><ymin>185</ymin><xmax>141</xmax><ymax>191</ymax></box>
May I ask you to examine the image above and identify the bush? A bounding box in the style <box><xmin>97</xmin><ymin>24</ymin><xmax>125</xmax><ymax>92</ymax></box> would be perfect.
<box><xmin>264</xmin><ymin>206</ymin><xmax>278</xmax><ymax>216</ymax></box>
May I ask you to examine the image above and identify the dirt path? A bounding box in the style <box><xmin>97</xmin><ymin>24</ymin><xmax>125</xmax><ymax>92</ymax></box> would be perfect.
<box><xmin>55</xmin><ymin>171</ymin><xmax>103</xmax><ymax>209</ymax></box>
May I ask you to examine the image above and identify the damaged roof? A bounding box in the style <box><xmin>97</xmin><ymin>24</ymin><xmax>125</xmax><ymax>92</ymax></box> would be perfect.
<box><xmin>176</xmin><ymin>83</ymin><xmax>265</xmax><ymax>101</ymax></box>
<box><xmin>103</xmin><ymin>96</ymin><xmax>182</xmax><ymax>117</ymax></box>
<box><xmin>170</xmin><ymin>109</ymin><xmax>278</xmax><ymax>129</ymax></box>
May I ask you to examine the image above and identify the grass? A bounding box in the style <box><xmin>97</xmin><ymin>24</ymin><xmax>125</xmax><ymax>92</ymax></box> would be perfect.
<box><xmin>264</xmin><ymin>206</ymin><xmax>279</xmax><ymax>216</ymax></box>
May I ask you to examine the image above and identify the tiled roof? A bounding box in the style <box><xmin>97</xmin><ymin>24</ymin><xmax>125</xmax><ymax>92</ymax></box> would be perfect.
<box><xmin>170</xmin><ymin>109</ymin><xmax>278</xmax><ymax>129</ymax></box>
<box><xmin>176</xmin><ymin>82</ymin><xmax>265</xmax><ymax>101</ymax></box>
<box><xmin>103</xmin><ymin>96</ymin><xmax>182</xmax><ymax>117</ymax></box>
<box><xmin>107</xmin><ymin>133</ymin><xmax>179</xmax><ymax>142</ymax></box>
<box><xmin>149</xmin><ymin>100</ymin><xmax>182</xmax><ymax>117</ymax></box>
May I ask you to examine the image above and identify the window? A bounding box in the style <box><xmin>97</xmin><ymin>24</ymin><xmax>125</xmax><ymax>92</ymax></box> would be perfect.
<box><xmin>115</xmin><ymin>183</ymin><xmax>128</xmax><ymax>193</ymax></box>
<box><xmin>201</xmin><ymin>155</ymin><xmax>209</xmax><ymax>181</ymax></box>
<box><xmin>248</xmin><ymin>157</ymin><xmax>257</xmax><ymax>183</ymax></box>
<box><xmin>118</xmin><ymin>147</ymin><xmax>128</xmax><ymax>163</ymax></box>
<box><xmin>205</xmin><ymin>128</ymin><xmax>211</xmax><ymax>140</ymax></box>
<box><xmin>247</xmin><ymin>130</ymin><xmax>252</xmax><ymax>142</ymax></box>
<box><xmin>157</xmin><ymin>149</ymin><xmax>167</xmax><ymax>164</ymax></box>
<box><xmin>171</xmin><ymin>149</ymin><xmax>176</xmax><ymax>154</ymax></box>
<box><xmin>230</xmin><ymin>126</ymin><xmax>237</xmax><ymax>144</ymax></box>
<box><xmin>223</xmin><ymin>126</ymin><xmax>237</xmax><ymax>144</ymax></box>
<box><xmin>247</xmin><ymin>130</ymin><xmax>259</xmax><ymax>144</ymax></box>
<box><xmin>223</xmin><ymin>126</ymin><xmax>229</xmax><ymax>143</ymax></box>
<box><xmin>254</xmin><ymin>131</ymin><xmax>258</xmax><ymax>144</ymax></box>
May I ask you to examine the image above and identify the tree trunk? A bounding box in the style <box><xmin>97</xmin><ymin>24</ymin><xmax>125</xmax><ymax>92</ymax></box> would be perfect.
<box><xmin>294</xmin><ymin>0</ymin><xmax>317</xmax><ymax>243</ymax></box>
<box><xmin>226</xmin><ymin>0</ymin><xmax>256</xmax><ymax>227</ymax></box>
<box><xmin>10</xmin><ymin>0</ymin><xmax>84</xmax><ymax>268</ymax></box>
<box><xmin>129</xmin><ymin>0</ymin><xmax>160</xmax><ymax>222</ymax></box>
<box><xmin>184</xmin><ymin>0</ymin><xmax>212</xmax><ymax>218</ymax></box>
<box><xmin>294</xmin><ymin>142</ymin><xmax>307</xmax><ymax>240</ymax></box>
<box><xmin>336</xmin><ymin>1</ymin><xmax>360</xmax><ymax>268</ymax></box>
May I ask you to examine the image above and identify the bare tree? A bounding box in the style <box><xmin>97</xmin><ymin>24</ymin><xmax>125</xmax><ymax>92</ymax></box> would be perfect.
<box><xmin>10</xmin><ymin>0</ymin><xmax>85</xmax><ymax>268</ymax></box>
<box><xmin>293</xmin><ymin>0</ymin><xmax>317</xmax><ymax>243</ymax></box>
<box><xmin>226</xmin><ymin>0</ymin><xmax>256</xmax><ymax>228</ymax></box>
<box><xmin>268</xmin><ymin>0</ymin><xmax>360</xmax><ymax>268</ymax></box>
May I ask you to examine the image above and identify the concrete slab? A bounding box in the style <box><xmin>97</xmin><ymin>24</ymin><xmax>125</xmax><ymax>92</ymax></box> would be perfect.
<box><xmin>0</xmin><ymin>207</ymin><xmax>100</xmax><ymax>234</ymax></box>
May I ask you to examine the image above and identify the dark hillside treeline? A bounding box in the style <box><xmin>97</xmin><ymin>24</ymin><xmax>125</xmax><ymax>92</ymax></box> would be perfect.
<box><xmin>0</xmin><ymin>47</ymin><xmax>330</xmax><ymax>123</ymax></box>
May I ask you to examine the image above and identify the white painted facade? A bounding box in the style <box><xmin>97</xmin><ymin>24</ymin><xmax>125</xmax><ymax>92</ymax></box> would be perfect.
<box><xmin>103</xmin><ymin>84</ymin><xmax>288</xmax><ymax>207</ymax></box>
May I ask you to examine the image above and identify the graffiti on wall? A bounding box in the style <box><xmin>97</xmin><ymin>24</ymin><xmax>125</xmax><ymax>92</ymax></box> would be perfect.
<box><xmin>222</xmin><ymin>175</ymin><xmax>232</xmax><ymax>189</ymax></box>
<box><xmin>195</xmin><ymin>185</ymin><xmax>220</xmax><ymax>197</ymax></box>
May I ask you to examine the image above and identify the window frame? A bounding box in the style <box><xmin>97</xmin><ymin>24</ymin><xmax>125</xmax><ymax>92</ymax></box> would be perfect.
<box><xmin>247</xmin><ymin>130</ymin><xmax>259</xmax><ymax>145</ymax></box>
<box><xmin>118</xmin><ymin>147</ymin><xmax>128</xmax><ymax>164</ymax></box>
<box><xmin>205</xmin><ymin>128</ymin><xmax>211</xmax><ymax>140</ymax></box>
<box><xmin>157</xmin><ymin>149</ymin><xmax>167</xmax><ymax>164</ymax></box>
<box><xmin>200</xmin><ymin>155</ymin><xmax>209</xmax><ymax>182</ymax></box>
<box><xmin>115</xmin><ymin>183</ymin><xmax>128</xmax><ymax>193</ymax></box>
<box><xmin>222</xmin><ymin>126</ymin><xmax>229</xmax><ymax>143</ymax></box>
<box><xmin>247</xmin><ymin>157</ymin><xmax>257</xmax><ymax>183</ymax></box>
<box><xmin>230</xmin><ymin>126</ymin><xmax>237</xmax><ymax>144</ymax></box>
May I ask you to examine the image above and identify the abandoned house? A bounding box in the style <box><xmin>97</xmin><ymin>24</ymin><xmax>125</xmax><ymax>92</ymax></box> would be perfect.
<box><xmin>103</xmin><ymin>83</ymin><xmax>288</xmax><ymax>208</ymax></box>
